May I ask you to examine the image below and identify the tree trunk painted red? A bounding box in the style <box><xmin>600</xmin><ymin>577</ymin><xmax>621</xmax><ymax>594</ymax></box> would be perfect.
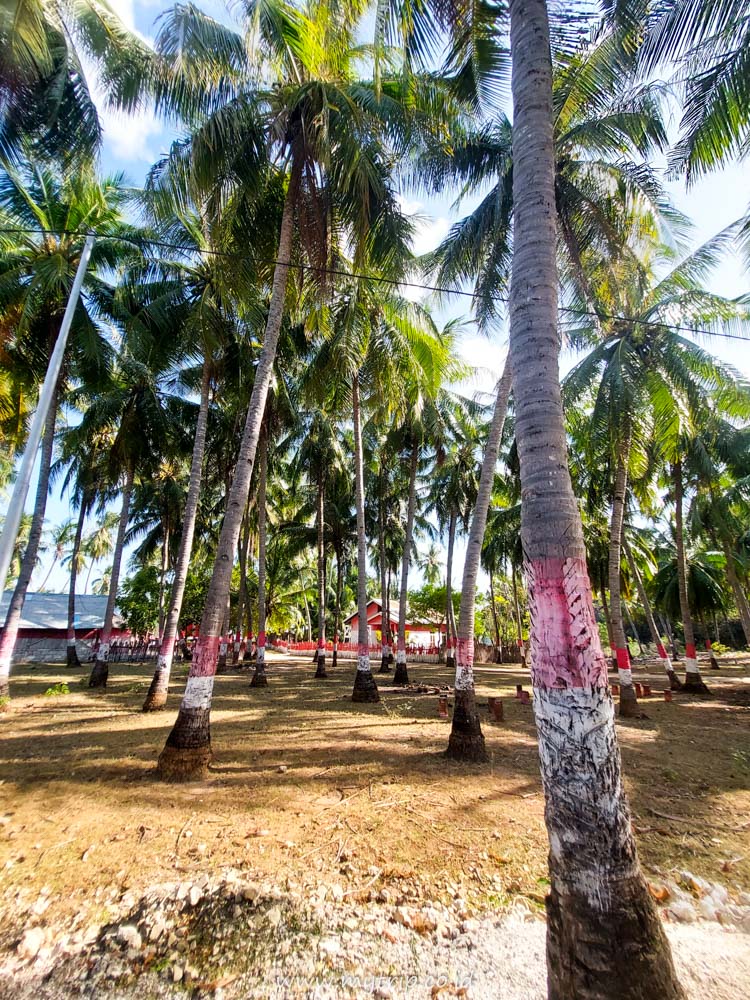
<box><xmin>608</xmin><ymin>442</ymin><xmax>639</xmax><ymax>717</ymax></box>
<box><xmin>250</xmin><ymin>426</ymin><xmax>269</xmax><ymax>688</ymax></box>
<box><xmin>395</xmin><ymin>441</ymin><xmax>419</xmax><ymax>686</ymax></box>
<box><xmin>447</xmin><ymin>360</ymin><xmax>511</xmax><ymax>761</ymax></box>
<box><xmin>507</xmin><ymin>1</ymin><xmax>685</xmax><ymax>995</ymax></box>
<box><xmin>157</xmin><ymin>170</ymin><xmax>298</xmax><ymax>780</ymax></box>
<box><xmin>624</xmin><ymin>540</ymin><xmax>681</xmax><ymax>690</ymax></box>
<box><xmin>314</xmin><ymin>471</ymin><xmax>328</xmax><ymax>678</ymax></box>
<box><xmin>88</xmin><ymin>464</ymin><xmax>135</xmax><ymax>688</ymax></box>
<box><xmin>673</xmin><ymin>460</ymin><xmax>708</xmax><ymax>694</ymax></box>
<box><xmin>351</xmin><ymin>375</ymin><xmax>379</xmax><ymax>703</ymax></box>
<box><xmin>144</xmin><ymin>361</ymin><xmax>212</xmax><ymax>709</ymax></box>
<box><xmin>66</xmin><ymin>492</ymin><xmax>88</xmax><ymax>668</ymax></box>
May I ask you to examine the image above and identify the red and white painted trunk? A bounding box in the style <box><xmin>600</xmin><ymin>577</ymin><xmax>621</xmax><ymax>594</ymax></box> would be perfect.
<box><xmin>447</xmin><ymin>363</ymin><xmax>512</xmax><ymax>760</ymax></box>
<box><xmin>314</xmin><ymin>473</ymin><xmax>327</xmax><ymax>679</ymax></box>
<box><xmin>351</xmin><ymin>375</ymin><xmax>379</xmax><ymax>703</ymax></box>
<box><xmin>144</xmin><ymin>362</ymin><xmax>211</xmax><ymax>710</ymax></box>
<box><xmin>250</xmin><ymin>428</ymin><xmax>269</xmax><ymax>689</ymax></box>
<box><xmin>88</xmin><ymin>466</ymin><xmax>134</xmax><ymax>689</ymax></box>
<box><xmin>394</xmin><ymin>442</ymin><xmax>419</xmax><ymax>686</ymax></box>
<box><xmin>157</xmin><ymin>168</ymin><xmax>299</xmax><ymax>780</ymax></box>
<box><xmin>624</xmin><ymin>540</ymin><xmax>682</xmax><ymax>690</ymax></box>
<box><xmin>507</xmin><ymin>0</ymin><xmax>683</xmax><ymax>993</ymax></box>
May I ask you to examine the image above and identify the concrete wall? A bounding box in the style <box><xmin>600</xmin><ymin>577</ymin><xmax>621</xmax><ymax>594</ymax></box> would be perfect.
<box><xmin>11</xmin><ymin>637</ymin><xmax>95</xmax><ymax>665</ymax></box>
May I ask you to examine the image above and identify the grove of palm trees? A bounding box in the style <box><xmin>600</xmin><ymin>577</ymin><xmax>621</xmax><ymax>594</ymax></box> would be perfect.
<box><xmin>1</xmin><ymin>0</ymin><xmax>749</xmax><ymax>997</ymax></box>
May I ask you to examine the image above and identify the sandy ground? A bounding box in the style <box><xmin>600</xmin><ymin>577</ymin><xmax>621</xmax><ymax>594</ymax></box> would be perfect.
<box><xmin>0</xmin><ymin>651</ymin><xmax>749</xmax><ymax>997</ymax></box>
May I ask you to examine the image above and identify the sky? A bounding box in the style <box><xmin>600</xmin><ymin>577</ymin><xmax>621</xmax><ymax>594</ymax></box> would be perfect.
<box><xmin>7</xmin><ymin>0</ymin><xmax>750</xmax><ymax>598</ymax></box>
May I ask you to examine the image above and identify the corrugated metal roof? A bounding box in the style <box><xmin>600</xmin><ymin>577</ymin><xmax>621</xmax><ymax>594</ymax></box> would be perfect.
<box><xmin>0</xmin><ymin>592</ymin><xmax>121</xmax><ymax>630</ymax></box>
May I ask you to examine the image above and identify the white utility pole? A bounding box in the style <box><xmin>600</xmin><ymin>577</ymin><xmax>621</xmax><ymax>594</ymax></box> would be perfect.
<box><xmin>0</xmin><ymin>233</ymin><xmax>95</xmax><ymax>598</ymax></box>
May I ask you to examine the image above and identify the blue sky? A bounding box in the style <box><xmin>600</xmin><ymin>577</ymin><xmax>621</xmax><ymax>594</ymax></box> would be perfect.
<box><xmin>11</xmin><ymin>0</ymin><xmax>750</xmax><ymax>594</ymax></box>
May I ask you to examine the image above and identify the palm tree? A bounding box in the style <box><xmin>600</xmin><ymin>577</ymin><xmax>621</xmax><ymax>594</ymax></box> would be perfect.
<box><xmin>156</xmin><ymin>0</ymin><xmax>424</xmax><ymax>776</ymax></box>
<box><xmin>0</xmin><ymin>0</ymin><xmax>147</xmax><ymax>164</ymax></box>
<box><xmin>82</xmin><ymin>317</ymin><xmax>186</xmax><ymax>688</ymax></box>
<box><xmin>138</xmin><ymin>187</ymin><xmax>271</xmax><ymax>709</ymax></box>
<box><xmin>563</xmin><ymin>233</ymin><xmax>750</xmax><ymax>710</ymax></box>
<box><xmin>447</xmin><ymin>359</ymin><xmax>512</xmax><ymax>760</ymax></box>
<box><xmin>502</xmin><ymin>1</ymin><xmax>683</xmax><ymax>990</ymax></box>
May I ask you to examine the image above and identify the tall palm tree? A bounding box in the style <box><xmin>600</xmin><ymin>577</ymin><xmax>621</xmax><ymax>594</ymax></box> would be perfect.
<box><xmin>156</xmin><ymin>0</ymin><xmax>426</xmax><ymax>777</ymax></box>
<box><xmin>502</xmin><ymin>1</ymin><xmax>684</xmax><ymax>990</ymax></box>
<box><xmin>138</xmin><ymin>185</ymin><xmax>272</xmax><ymax>709</ymax></box>
<box><xmin>564</xmin><ymin>233</ymin><xmax>750</xmax><ymax>709</ymax></box>
<box><xmin>0</xmin><ymin>0</ymin><xmax>147</xmax><ymax>164</ymax></box>
<box><xmin>82</xmin><ymin>317</ymin><xmax>186</xmax><ymax>688</ymax></box>
<box><xmin>447</xmin><ymin>359</ymin><xmax>512</xmax><ymax>760</ymax></box>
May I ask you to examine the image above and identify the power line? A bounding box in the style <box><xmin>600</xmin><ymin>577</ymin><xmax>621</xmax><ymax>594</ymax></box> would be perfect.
<box><xmin>3</xmin><ymin>224</ymin><xmax>750</xmax><ymax>344</ymax></box>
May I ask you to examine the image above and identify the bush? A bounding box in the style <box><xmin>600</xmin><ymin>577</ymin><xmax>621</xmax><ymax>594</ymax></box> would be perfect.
<box><xmin>43</xmin><ymin>682</ymin><xmax>70</xmax><ymax>697</ymax></box>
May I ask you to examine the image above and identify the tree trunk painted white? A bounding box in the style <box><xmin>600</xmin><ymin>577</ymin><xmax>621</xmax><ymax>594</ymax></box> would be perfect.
<box><xmin>394</xmin><ymin>440</ymin><xmax>419</xmax><ymax>686</ymax></box>
<box><xmin>624</xmin><ymin>540</ymin><xmax>682</xmax><ymax>690</ymax></box>
<box><xmin>157</xmin><ymin>169</ymin><xmax>299</xmax><ymax>780</ymax></box>
<box><xmin>351</xmin><ymin>374</ymin><xmax>379</xmax><ymax>703</ymax></box>
<box><xmin>66</xmin><ymin>494</ymin><xmax>88</xmax><ymax>668</ymax></box>
<box><xmin>673</xmin><ymin>460</ymin><xmax>707</xmax><ymax>693</ymax></box>
<box><xmin>445</xmin><ymin>510</ymin><xmax>457</xmax><ymax>671</ymax></box>
<box><xmin>250</xmin><ymin>426</ymin><xmax>269</xmax><ymax>688</ymax></box>
<box><xmin>377</xmin><ymin>499</ymin><xmax>391</xmax><ymax>673</ymax></box>
<box><xmin>143</xmin><ymin>360</ymin><xmax>211</xmax><ymax>710</ymax></box>
<box><xmin>0</xmin><ymin>387</ymin><xmax>59</xmax><ymax>696</ymax></box>
<box><xmin>88</xmin><ymin>464</ymin><xmax>135</xmax><ymax>688</ymax></box>
<box><xmin>507</xmin><ymin>1</ymin><xmax>684</xmax><ymax>995</ymax></box>
<box><xmin>157</xmin><ymin>523</ymin><xmax>170</xmax><ymax>640</ymax></box>
<box><xmin>608</xmin><ymin>441</ymin><xmax>639</xmax><ymax>716</ymax></box>
<box><xmin>447</xmin><ymin>360</ymin><xmax>512</xmax><ymax>761</ymax></box>
<box><xmin>512</xmin><ymin>562</ymin><xmax>526</xmax><ymax>666</ymax></box>
<box><xmin>314</xmin><ymin>471</ymin><xmax>328</xmax><ymax>678</ymax></box>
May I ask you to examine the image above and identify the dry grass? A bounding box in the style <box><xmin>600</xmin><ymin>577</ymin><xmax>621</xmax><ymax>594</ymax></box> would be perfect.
<box><xmin>1</xmin><ymin>653</ymin><xmax>749</xmax><ymax>936</ymax></box>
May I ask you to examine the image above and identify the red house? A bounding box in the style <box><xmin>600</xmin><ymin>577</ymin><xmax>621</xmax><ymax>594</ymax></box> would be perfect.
<box><xmin>343</xmin><ymin>599</ymin><xmax>445</xmax><ymax>648</ymax></box>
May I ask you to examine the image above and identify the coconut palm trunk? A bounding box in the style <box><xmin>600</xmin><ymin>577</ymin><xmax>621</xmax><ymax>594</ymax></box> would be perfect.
<box><xmin>673</xmin><ymin>460</ymin><xmax>708</xmax><ymax>693</ymax></box>
<box><xmin>599</xmin><ymin>578</ymin><xmax>614</xmax><ymax>657</ymax></box>
<box><xmin>143</xmin><ymin>361</ymin><xmax>211</xmax><ymax>710</ymax></box>
<box><xmin>88</xmin><ymin>464</ymin><xmax>135</xmax><ymax>688</ymax></box>
<box><xmin>720</xmin><ymin>534</ymin><xmax>750</xmax><ymax>646</ymax></box>
<box><xmin>445</xmin><ymin>510</ymin><xmax>457</xmax><ymax>672</ymax></box>
<box><xmin>314</xmin><ymin>471</ymin><xmax>328</xmax><ymax>678</ymax></box>
<box><xmin>233</xmin><ymin>515</ymin><xmax>250</xmax><ymax>665</ymax></box>
<box><xmin>157</xmin><ymin>171</ymin><xmax>298</xmax><ymax>780</ymax></box>
<box><xmin>0</xmin><ymin>389</ymin><xmax>58</xmax><ymax>696</ymax></box>
<box><xmin>250</xmin><ymin>427</ymin><xmax>269</xmax><ymax>688</ymax></box>
<box><xmin>66</xmin><ymin>494</ymin><xmax>87</xmax><ymax>668</ymax></box>
<box><xmin>157</xmin><ymin>525</ymin><xmax>170</xmax><ymax>639</ymax></box>
<box><xmin>351</xmin><ymin>374</ymin><xmax>379</xmax><ymax>703</ymax></box>
<box><xmin>623</xmin><ymin>600</ymin><xmax>644</xmax><ymax>656</ymax></box>
<box><xmin>511</xmin><ymin>562</ymin><xmax>526</xmax><ymax>666</ymax></box>
<box><xmin>377</xmin><ymin>504</ymin><xmax>391</xmax><ymax>673</ymax></box>
<box><xmin>698</xmin><ymin>610</ymin><xmax>719</xmax><ymax>669</ymax></box>
<box><xmin>608</xmin><ymin>442</ymin><xmax>640</xmax><ymax>716</ymax></box>
<box><xmin>447</xmin><ymin>361</ymin><xmax>511</xmax><ymax>762</ymax></box>
<box><xmin>332</xmin><ymin>546</ymin><xmax>343</xmax><ymax>671</ymax></box>
<box><xmin>488</xmin><ymin>574</ymin><xmax>501</xmax><ymax>657</ymax></box>
<box><xmin>394</xmin><ymin>440</ymin><xmax>419</xmax><ymax>686</ymax></box>
<box><xmin>506</xmin><ymin>1</ymin><xmax>684</xmax><ymax>995</ymax></box>
<box><xmin>624</xmin><ymin>540</ymin><xmax>681</xmax><ymax>690</ymax></box>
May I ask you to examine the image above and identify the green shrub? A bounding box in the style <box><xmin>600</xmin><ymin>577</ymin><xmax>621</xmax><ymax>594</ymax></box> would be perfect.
<box><xmin>43</xmin><ymin>682</ymin><xmax>70</xmax><ymax>697</ymax></box>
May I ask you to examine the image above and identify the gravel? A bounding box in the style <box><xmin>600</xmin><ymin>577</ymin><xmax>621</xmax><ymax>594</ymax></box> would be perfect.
<box><xmin>1</xmin><ymin>869</ymin><xmax>748</xmax><ymax>999</ymax></box>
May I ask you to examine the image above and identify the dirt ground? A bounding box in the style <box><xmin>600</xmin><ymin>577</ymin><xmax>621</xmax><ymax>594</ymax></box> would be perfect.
<box><xmin>1</xmin><ymin>651</ymin><xmax>749</xmax><ymax>937</ymax></box>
